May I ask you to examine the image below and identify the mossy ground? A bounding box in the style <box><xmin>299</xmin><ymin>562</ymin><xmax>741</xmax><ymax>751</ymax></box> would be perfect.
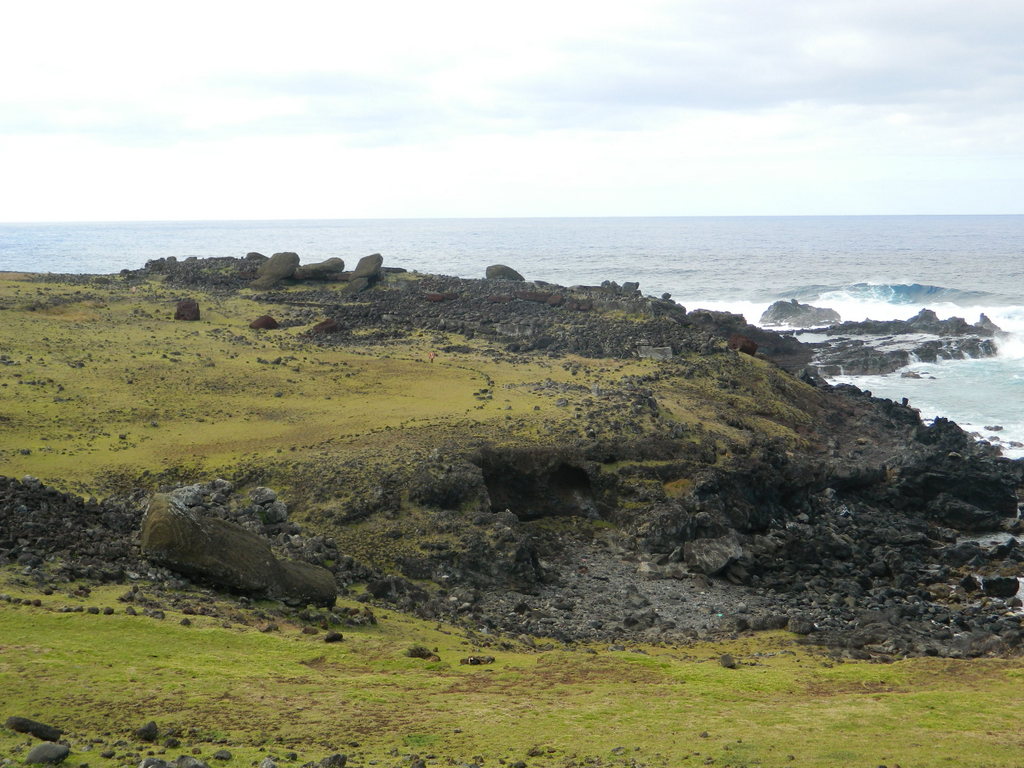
<box><xmin>2</xmin><ymin>571</ymin><xmax>1023</xmax><ymax>768</ymax></box>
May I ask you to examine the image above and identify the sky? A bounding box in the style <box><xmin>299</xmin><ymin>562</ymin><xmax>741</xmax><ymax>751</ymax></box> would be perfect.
<box><xmin>2</xmin><ymin>0</ymin><xmax>1023</xmax><ymax>221</ymax></box>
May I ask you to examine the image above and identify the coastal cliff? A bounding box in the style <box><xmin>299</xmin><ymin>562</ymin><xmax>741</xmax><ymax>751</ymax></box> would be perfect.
<box><xmin>1</xmin><ymin>255</ymin><xmax>1023</xmax><ymax>766</ymax></box>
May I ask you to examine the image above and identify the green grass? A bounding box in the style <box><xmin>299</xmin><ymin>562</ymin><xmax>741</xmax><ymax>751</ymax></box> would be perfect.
<box><xmin>2</xmin><ymin>577</ymin><xmax>1024</xmax><ymax>768</ymax></box>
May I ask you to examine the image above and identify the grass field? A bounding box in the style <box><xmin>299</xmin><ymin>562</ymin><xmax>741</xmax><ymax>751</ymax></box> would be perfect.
<box><xmin>2</xmin><ymin>575</ymin><xmax>1024</xmax><ymax>768</ymax></box>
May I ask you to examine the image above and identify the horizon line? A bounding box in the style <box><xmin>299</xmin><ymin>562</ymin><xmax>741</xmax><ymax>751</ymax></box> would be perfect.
<box><xmin>2</xmin><ymin>212</ymin><xmax>1023</xmax><ymax>226</ymax></box>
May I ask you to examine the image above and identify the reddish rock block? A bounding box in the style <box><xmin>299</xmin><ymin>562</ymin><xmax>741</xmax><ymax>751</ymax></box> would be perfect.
<box><xmin>174</xmin><ymin>299</ymin><xmax>200</xmax><ymax>321</ymax></box>
<box><xmin>515</xmin><ymin>291</ymin><xmax>554</xmax><ymax>303</ymax></box>
<box><xmin>249</xmin><ymin>315</ymin><xmax>280</xmax><ymax>330</ymax></box>
<box><xmin>728</xmin><ymin>334</ymin><xmax>758</xmax><ymax>356</ymax></box>
<box><xmin>310</xmin><ymin>318</ymin><xmax>341</xmax><ymax>334</ymax></box>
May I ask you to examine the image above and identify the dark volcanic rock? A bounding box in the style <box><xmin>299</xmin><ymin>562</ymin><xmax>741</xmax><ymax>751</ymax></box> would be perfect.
<box><xmin>485</xmin><ymin>264</ymin><xmax>525</xmax><ymax>281</ymax></box>
<box><xmin>140</xmin><ymin>494</ymin><xmax>336</xmax><ymax>606</ymax></box>
<box><xmin>174</xmin><ymin>299</ymin><xmax>200</xmax><ymax>321</ymax></box>
<box><xmin>982</xmin><ymin>576</ymin><xmax>1020</xmax><ymax>598</ymax></box>
<box><xmin>136</xmin><ymin>720</ymin><xmax>159</xmax><ymax>742</ymax></box>
<box><xmin>825</xmin><ymin>309</ymin><xmax>1001</xmax><ymax>337</ymax></box>
<box><xmin>5</xmin><ymin>716</ymin><xmax>62</xmax><ymax>742</ymax></box>
<box><xmin>926</xmin><ymin>493</ymin><xmax>1004</xmax><ymax>532</ymax></box>
<box><xmin>760</xmin><ymin>299</ymin><xmax>840</xmax><ymax>326</ymax></box>
<box><xmin>251</xmin><ymin>252</ymin><xmax>300</xmax><ymax>289</ymax></box>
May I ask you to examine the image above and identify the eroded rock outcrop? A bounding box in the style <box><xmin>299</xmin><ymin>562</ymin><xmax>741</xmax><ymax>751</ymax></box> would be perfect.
<box><xmin>760</xmin><ymin>299</ymin><xmax>840</xmax><ymax>326</ymax></box>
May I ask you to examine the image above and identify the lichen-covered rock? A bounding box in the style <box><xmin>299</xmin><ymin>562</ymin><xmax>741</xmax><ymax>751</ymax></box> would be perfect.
<box><xmin>351</xmin><ymin>253</ymin><xmax>384</xmax><ymax>281</ymax></box>
<box><xmin>251</xmin><ymin>252</ymin><xmax>300</xmax><ymax>289</ymax></box>
<box><xmin>683</xmin><ymin>534</ymin><xmax>744</xmax><ymax>575</ymax></box>
<box><xmin>485</xmin><ymin>264</ymin><xmax>525</xmax><ymax>281</ymax></box>
<box><xmin>140</xmin><ymin>494</ymin><xmax>336</xmax><ymax>606</ymax></box>
<box><xmin>294</xmin><ymin>257</ymin><xmax>345</xmax><ymax>280</ymax></box>
<box><xmin>25</xmin><ymin>743</ymin><xmax>70</xmax><ymax>765</ymax></box>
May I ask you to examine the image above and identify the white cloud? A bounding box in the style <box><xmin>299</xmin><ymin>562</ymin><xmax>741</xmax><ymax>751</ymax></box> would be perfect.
<box><xmin>1</xmin><ymin>0</ymin><xmax>1022</xmax><ymax>219</ymax></box>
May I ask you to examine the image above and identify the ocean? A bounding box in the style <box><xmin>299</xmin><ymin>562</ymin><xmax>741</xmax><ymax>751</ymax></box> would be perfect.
<box><xmin>2</xmin><ymin>215</ymin><xmax>1022</xmax><ymax>456</ymax></box>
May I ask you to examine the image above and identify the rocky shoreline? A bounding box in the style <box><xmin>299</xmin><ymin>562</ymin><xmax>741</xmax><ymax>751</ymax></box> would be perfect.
<box><xmin>2</xmin><ymin>254</ymin><xmax>1023</xmax><ymax>664</ymax></box>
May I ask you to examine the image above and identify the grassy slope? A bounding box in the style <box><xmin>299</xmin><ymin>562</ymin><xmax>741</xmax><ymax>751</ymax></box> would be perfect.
<box><xmin>2</xmin><ymin>575</ymin><xmax>1023</xmax><ymax>768</ymax></box>
<box><xmin>0</xmin><ymin>274</ymin><xmax>818</xmax><ymax>496</ymax></box>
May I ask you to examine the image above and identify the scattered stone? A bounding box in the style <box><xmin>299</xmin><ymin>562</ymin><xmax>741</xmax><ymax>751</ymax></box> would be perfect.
<box><xmin>405</xmin><ymin>644</ymin><xmax>439</xmax><ymax>661</ymax></box>
<box><xmin>136</xmin><ymin>721</ymin><xmax>159</xmax><ymax>742</ymax></box>
<box><xmin>174</xmin><ymin>299</ymin><xmax>200</xmax><ymax>321</ymax></box>
<box><xmin>211</xmin><ymin>751</ymin><xmax>232</xmax><ymax>762</ymax></box>
<box><xmin>719</xmin><ymin>653</ymin><xmax>737</xmax><ymax>669</ymax></box>
<box><xmin>175</xmin><ymin>756</ymin><xmax>209</xmax><ymax>768</ymax></box>
<box><xmin>324</xmin><ymin>631</ymin><xmax>344</xmax><ymax>643</ymax></box>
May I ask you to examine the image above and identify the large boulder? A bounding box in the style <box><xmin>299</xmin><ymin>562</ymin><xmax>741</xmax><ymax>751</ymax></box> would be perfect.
<box><xmin>351</xmin><ymin>253</ymin><xmax>384</xmax><ymax>282</ymax></box>
<box><xmin>485</xmin><ymin>264</ymin><xmax>525</xmax><ymax>281</ymax></box>
<box><xmin>140</xmin><ymin>494</ymin><xmax>336</xmax><ymax>606</ymax></box>
<box><xmin>294</xmin><ymin>257</ymin><xmax>345</xmax><ymax>281</ymax></box>
<box><xmin>683</xmin><ymin>534</ymin><xmax>744</xmax><ymax>575</ymax></box>
<box><xmin>760</xmin><ymin>299</ymin><xmax>840</xmax><ymax>326</ymax></box>
<box><xmin>25</xmin><ymin>743</ymin><xmax>70</xmax><ymax>765</ymax></box>
<box><xmin>251</xmin><ymin>252</ymin><xmax>300</xmax><ymax>289</ymax></box>
<box><xmin>5</xmin><ymin>717</ymin><xmax>62</xmax><ymax>742</ymax></box>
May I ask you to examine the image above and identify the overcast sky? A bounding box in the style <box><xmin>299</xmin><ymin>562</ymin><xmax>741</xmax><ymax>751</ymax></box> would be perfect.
<box><xmin>2</xmin><ymin>0</ymin><xmax>1023</xmax><ymax>221</ymax></box>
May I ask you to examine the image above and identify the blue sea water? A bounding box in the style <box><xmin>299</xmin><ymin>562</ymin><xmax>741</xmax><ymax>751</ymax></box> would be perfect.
<box><xmin>1</xmin><ymin>215</ymin><xmax>1022</xmax><ymax>455</ymax></box>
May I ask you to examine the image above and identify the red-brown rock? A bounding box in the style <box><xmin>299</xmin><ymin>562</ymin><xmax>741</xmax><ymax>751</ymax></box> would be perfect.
<box><xmin>174</xmin><ymin>299</ymin><xmax>200</xmax><ymax>321</ymax></box>
<box><xmin>515</xmin><ymin>291</ymin><xmax>554</xmax><ymax>303</ymax></box>
<box><xmin>249</xmin><ymin>315</ymin><xmax>280</xmax><ymax>330</ymax></box>
<box><xmin>728</xmin><ymin>334</ymin><xmax>758</xmax><ymax>356</ymax></box>
<box><xmin>311</xmin><ymin>318</ymin><xmax>341</xmax><ymax>334</ymax></box>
